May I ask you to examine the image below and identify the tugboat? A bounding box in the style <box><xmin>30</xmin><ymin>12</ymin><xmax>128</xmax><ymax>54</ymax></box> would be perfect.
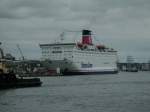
<box><xmin>0</xmin><ymin>42</ymin><xmax>42</xmax><ymax>89</ymax></box>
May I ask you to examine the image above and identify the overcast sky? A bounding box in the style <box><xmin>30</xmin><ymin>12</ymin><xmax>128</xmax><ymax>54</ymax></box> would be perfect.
<box><xmin>0</xmin><ymin>0</ymin><xmax>150</xmax><ymax>62</ymax></box>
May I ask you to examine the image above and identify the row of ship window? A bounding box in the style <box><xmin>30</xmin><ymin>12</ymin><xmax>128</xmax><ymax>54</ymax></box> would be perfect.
<box><xmin>42</xmin><ymin>51</ymin><xmax>115</xmax><ymax>55</ymax></box>
<box><xmin>42</xmin><ymin>51</ymin><xmax>116</xmax><ymax>55</ymax></box>
<box><xmin>42</xmin><ymin>48</ymin><xmax>115</xmax><ymax>54</ymax></box>
<box><xmin>42</xmin><ymin>54</ymin><xmax>115</xmax><ymax>59</ymax></box>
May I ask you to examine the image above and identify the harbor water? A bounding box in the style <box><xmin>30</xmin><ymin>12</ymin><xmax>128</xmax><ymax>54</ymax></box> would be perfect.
<box><xmin>0</xmin><ymin>72</ymin><xmax>150</xmax><ymax>112</ymax></box>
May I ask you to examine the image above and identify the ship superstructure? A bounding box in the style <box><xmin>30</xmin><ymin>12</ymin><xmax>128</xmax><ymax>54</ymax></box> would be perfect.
<box><xmin>39</xmin><ymin>30</ymin><xmax>118</xmax><ymax>75</ymax></box>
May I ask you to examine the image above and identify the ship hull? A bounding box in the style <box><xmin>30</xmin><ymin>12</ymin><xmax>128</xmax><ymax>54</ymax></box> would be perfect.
<box><xmin>43</xmin><ymin>60</ymin><xmax>118</xmax><ymax>76</ymax></box>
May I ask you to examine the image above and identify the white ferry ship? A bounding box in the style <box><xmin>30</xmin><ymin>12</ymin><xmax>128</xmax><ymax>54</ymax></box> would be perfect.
<box><xmin>39</xmin><ymin>30</ymin><xmax>118</xmax><ymax>75</ymax></box>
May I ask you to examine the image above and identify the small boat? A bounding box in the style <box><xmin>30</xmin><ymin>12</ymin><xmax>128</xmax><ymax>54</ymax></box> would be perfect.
<box><xmin>15</xmin><ymin>78</ymin><xmax>42</xmax><ymax>87</ymax></box>
<box><xmin>0</xmin><ymin>73</ymin><xmax>42</xmax><ymax>89</ymax></box>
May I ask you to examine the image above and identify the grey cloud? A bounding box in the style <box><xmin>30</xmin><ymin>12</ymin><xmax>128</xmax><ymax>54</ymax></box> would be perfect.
<box><xmin>0</xmin><ymin>0</ymin><xmax>68</xmax><ymax>19</ymax></box>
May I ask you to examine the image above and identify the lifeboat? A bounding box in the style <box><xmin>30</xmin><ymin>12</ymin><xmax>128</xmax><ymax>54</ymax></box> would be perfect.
<box><xmin>77</xmin><ymin>43</ymin><xmax>87</xmax><ymax>50</ymax></box>
<box><xmin>77</xmin><ymin>42</ymin><xmax>83</xmax><ymax>48</ymax></box>
<box><xmin>96</xmin><ymin>45</ymin><xmax>105</xmax><ymax>49</ymax></box>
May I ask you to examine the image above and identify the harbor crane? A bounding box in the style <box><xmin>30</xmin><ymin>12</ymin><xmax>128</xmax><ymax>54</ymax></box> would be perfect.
<box><xmin>0</xmin><ymin>42</ymin><xmax>4</xmax><ymax>59</ymax></box>
<box><xmin>16</xmin><ymin>44</ymin><xmax>25</xmax><ymax>60</ymax></box>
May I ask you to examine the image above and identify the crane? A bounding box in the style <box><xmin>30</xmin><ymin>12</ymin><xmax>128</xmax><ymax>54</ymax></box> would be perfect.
<box><xmin>16</xmin><ymin>44</ymin><xmax>25</xmax><ymax>60</ymax></box>
<box><xmin>0</xmin><ymin>42</ymin><xmax>4</xmax><ymax>59</ymax></box>
<box><xmin>0</xmin><ymin>42</ymin><xmax>12</xmax><ymax>73</ymax></box>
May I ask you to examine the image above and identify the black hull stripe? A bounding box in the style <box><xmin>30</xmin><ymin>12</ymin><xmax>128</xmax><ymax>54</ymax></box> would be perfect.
<box><xmin>63</xmin><ymin>70</ymin><xmax>118</xmax><ymax>75</ymax></box>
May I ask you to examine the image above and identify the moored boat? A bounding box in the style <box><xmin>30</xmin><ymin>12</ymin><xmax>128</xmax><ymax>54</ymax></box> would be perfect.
<box><xmin>0</xmin><ymin>72</ymin><xmax>42</xmax><ymax>89</ymax></box>
<box><xmin>40</xmin><ymin>29</ymin><xmax>118</xmax><ymax>75</ymax></box>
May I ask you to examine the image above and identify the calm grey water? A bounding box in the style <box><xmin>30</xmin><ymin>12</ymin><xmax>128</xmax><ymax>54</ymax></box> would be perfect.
<box><xmin>0</xmin><ymin>72</ymin><xmax>150</xmax><ymax>112</ymax></box>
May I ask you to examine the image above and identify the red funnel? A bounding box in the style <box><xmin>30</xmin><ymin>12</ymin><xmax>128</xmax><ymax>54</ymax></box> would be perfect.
<box><xmin>82</xmin><ymin>30</ymin><xmax>92</xmax><ymax>44</ymax></box>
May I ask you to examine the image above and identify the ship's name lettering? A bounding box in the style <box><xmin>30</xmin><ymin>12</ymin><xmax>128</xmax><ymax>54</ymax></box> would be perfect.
<box><xmin>52</xmin><ymin>51</ymin><xmax>62</xmax><ymax>53</ymax></box>
<box><xmin>81</xmin><ymin>63</ymin><xmax>93</xmax><ymax>68</ymax></box>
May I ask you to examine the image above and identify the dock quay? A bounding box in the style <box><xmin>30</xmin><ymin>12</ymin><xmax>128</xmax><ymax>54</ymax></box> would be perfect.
<box><xmin>11</xmin><ymin>60</ymin><xmax>150</xmax><ymax>77</ymax></box>
<box><xmin>118</xmin><ymin>62</ymin><xmax>150</xmax><ymax>72</ymax></box>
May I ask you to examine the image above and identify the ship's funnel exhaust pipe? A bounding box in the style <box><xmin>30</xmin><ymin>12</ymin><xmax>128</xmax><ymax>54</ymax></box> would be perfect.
<box><xmin>82</xmin><ymin>30</ymin><xmax>92</xmax><ymax>45</ymax></box>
